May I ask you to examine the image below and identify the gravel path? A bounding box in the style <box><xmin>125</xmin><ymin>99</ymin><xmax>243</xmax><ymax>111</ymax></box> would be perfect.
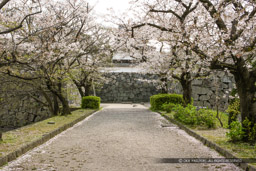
<box><xmin>1</xmin><ymin>104</ymin><xmax>241</xmax><ymax>171</ymax></box>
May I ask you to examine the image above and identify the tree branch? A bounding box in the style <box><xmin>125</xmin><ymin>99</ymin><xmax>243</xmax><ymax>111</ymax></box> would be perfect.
<box><xmin>131</xmin><ymin>23</ymin><xmax>174</xmax><ymax>38</ymax></box>
<box><xmin>149</xmin><ymin>9</ymin><xmax>182</xmax><ymax>21</ymax></box>
<box><xmin>246</xmin><ymin>7</ymin><xmax>256</xmax><ymax>22</ymax></box>
<box><xmin>172</xmin><ymin>74</ymin><xmax>181</xmax><ymax>81</ymax></box>
<box><xmin>0</xmin><ymin>0</ymin><xmax>10</xmax><ymax>10</ymax></box>
<box><xmin>210</xmin><ymin>59</ymin><xmax>237</xmax><ymax>73</ymax></box>
<box><xmin>199</xmin><ymin>0</ymin><xmax>227</xmax><ymax>32</ymax></box>
<box><xmin>0</xmin><ymin>10</ymin><xmax>42</xmax><ymax>35</ymax></box>
<box><xmin>243</xmin><ymin>36</ymin><xmax>256</xmax><ymax>52</ymax></box>
<box><xmin>150</xmin><ymin>2</ymin><xmax>198</xmax><ymax>23</ymax></box>
<box><xmin>2</xmin><ymin>69</ymin><xmax>40</xmax><ymax>80</ymax></box>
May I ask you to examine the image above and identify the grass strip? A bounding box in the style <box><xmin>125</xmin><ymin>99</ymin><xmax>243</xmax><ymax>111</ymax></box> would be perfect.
<box><xmin>162</xmin><ymin>112</ymin><xmax>256</xmax><ymax>169</ymax></box>
<box><xmin>0</xmin><ymin>109</ymin><xmax>95</xmax><ymax>158</ymax></box>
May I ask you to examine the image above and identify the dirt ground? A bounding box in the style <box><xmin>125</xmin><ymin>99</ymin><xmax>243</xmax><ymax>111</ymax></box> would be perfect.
<box><xmin>1</xmin><ymin>104</ymin><xmax>242</xmax><ymax>171</ymax></box>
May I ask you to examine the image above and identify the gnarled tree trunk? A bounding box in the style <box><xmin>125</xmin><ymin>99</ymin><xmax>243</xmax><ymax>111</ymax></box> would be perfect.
<box><xmin>233</xmin><ymin>68</ymin><xmax>256</xmax><ymax>141</ymax></box>
<box><xmin>180</xmin><ymin>77</ymin><xmax>192</xmax><ymax>106</ymax></box>
<box><xmin>211</xmin><ymin>58</ymin><xmax>256</xmax><ymax>142</ymax></box>
<box><xmin>160</xmin><ymin>76</ymin><xmax>168</xmax><ymax>94</ymax></box>
<box><xmin>46</xmin><ymin>81</ymin><xmax>71</xmax><ymax>115</ymax></box>
<box><xmin>58</xmin><ymin>94</ymin><xmax>71</xmax><ymax>115</ymax></box>
<box><xmin>72</xmin><ymin>79</ymin><xmax>92</xmax><ymax>98</ymax></box>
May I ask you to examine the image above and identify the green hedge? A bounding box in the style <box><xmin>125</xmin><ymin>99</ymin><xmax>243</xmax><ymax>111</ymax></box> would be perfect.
<box><xmin>81</xmin><ymin>96</ymin><xmax>101</xmax><ymax>109</ymax></box>
<box><xmin>150</xmin><ymin>94</ymin><xmax>185</xmax><ymax>111</ymax></box>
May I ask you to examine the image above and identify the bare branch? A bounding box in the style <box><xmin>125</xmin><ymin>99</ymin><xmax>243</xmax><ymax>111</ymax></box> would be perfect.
<box><xmin>0</xmin><ymin>8</ymin><xmax>42</xmax><ymax>35</ymax></box>
<box><xmin>0</xmin><ymin>0</ymin><xmax>10</xmax><ymax>10</ymax></box>
<box><xmin>210</xmin><ymin>59</ymin><xmax>237</xmax><ymax>73</ymax></box>
<box><xmin>2</xmin><ymin>69</ymin><xmax>40</xmax><ymax>80</ymax></box>
<box><xmin>150</xmin><ymin>2</ymin><xmax>198</xmax><ymax>23</ymax></box>
<box><xmin>172</xmin><ymin>74</ymin><xmax>181</xmax><ymax>81</ymax></box>
<box><xmin>246</xmin><ymin>7</ymin><xmax>256</xmax><ymax>22</ymax></box>
<box><xmin>199</xmin><ymin>0</ymin><xmax>227</xmax><ymax>32</ymax></box>
<box><xmin>243</xmin><ymin>36</ymin><xmax>256</xmax><ymax>52</ymax></box>
<box><xmin>131</xmin><ymin>23</ymin><xmax>174</xmax><ymax>38</ymax></box>
<box><xmin>149</xmin><ymin>9</ymin><xmax>182</xmax><ymax>21</ymax></box>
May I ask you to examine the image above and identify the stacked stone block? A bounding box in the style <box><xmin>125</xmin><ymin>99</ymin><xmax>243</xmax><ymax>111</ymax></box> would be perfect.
<box><xmin>97</xmin><ymin>71</ymin><xmax>234</xmax><ymax>111</ymax></box>
<box><xmin>0</xmin><ymin>90</ymin><xmax>51</xmax><ymax>129</ymax></box>
<box><xmin>96</xmin><ymin>72</ymin><xmax>160</xmax><ymax>103</ymax></box>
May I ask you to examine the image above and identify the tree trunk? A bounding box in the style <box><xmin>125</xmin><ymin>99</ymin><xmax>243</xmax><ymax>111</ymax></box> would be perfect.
<box><xmin>232</xmin><ymin>62</ymin><xmax>256</xmax><ymax>141</ymax></box>
<box><xmin>180</xmin><ymin>73</ymin><xmax>192</xmax><ymax>106</ymax></box>
<box><xmin>0</xmin><ymin>132</ymin><xmax>2</xmax><ymax>141</ymax></box>
<box><xmin>41</xmin><ymin>90</ymin><xmax>60</xmax><ymax>115</ymax></box>
<box><xmin>77</xmin><ymin>85</ymin><xmax>85</xmax><ymax>98</ymax></box>
<box><xmin>58</xmin><ymin>94</ymin><xmax>71</xmax><ymax>115</ymax></box>
<box><xmin>234</xmin><ymin>77</ymin><xmax>256</xmax><ymax>140</ymax></box>
<box><xmin>53</xmin><ymin>94</ymin><xmax>59</xmax><ymax>115</ymax></box>
<box><xmin>160</xmin><ymin>77</ymin><xmax>168</xmax><ymax>94</ymax></box>
<box><xmin>84</xmin><ymin>83</ymin><xmax>91</xmax><ymax>96</ymax></box>
<box><xmin>46</xmin><ymin>81</ymin><xmax>71</xmax><ymax>115</ymax></box>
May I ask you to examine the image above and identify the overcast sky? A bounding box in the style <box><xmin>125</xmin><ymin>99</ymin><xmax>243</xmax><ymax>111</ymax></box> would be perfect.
<box><xmin>87</xmin><ymin>0</ymin><xmax>131</xmax><ymax>16</ymax></box>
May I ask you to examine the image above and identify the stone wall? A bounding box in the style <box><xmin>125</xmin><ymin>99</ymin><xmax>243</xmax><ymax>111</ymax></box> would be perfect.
<box><xmin>96</xmin><ymin>71</ymin><xmax>234</xmax><ymax>110</ymax></box>
<box><xmin>0</xmin><ymin>92</ymin><xmax>51</xmax><ymax>129</ymax></box>
<box><xmin>169</xmin><ymin>72</ymin><xmax>234</xmax><ymax>111</ymax></box>
<box><xmin>96</xmin><ymin>72</ymin><xmax>161</xmax><ymax>102</ymax></box>
<box><xmin>0</xmin><ymin>77</ymin><xmax>52</xmax><ymax>129</ymax></box>
<box><xmin>0</xmin><ymin>71</ymin><xmax>234</xmax><ymax>129</ymax></box>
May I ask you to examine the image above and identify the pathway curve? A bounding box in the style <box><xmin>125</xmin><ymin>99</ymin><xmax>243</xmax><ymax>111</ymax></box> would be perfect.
<box><xmin>1</xmin><ymin>104</ymin><xmax>241</xmax><ymax>171</ymax></box>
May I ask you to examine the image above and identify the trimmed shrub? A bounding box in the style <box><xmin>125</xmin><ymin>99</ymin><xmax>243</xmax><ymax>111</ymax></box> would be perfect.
<box><xmin>162</xmin><ymin>103</ymin><xmax>176</xmax><ymax>113</ymax></box>
<box><xmin>150</xmin><ymin>94</ymin><xmax>185</xmax><ymax>111</ymax></box>
<box><xmin>81</xmin><ymin>96</ymin><xmax>101</xmax><ymax>109</ymax></box>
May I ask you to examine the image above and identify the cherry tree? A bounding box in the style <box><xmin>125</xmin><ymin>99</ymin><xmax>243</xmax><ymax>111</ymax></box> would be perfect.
<box><xmin>1</xmin><ymin>0</ymin><xmax>93</xmax><ymax>115</ymax></box>
<box><xmin>194</xmin><ymin>0</ymin><xmax>256</xmax><ymax>141</ymax></box>
<box><xmin>119</xmin><ymin>0</ymin><xmax>210</xmax><ymax>105</ymax></box>
<box><xmin>129</xmin><ymin>0</ymin><xmax>256</xmax><ymax>141</ymax></box>
<box><xmin>0</xmin><ymin>0</ymin><xmax>42</xmax><ymax>68</ymax></box>
<box><xmin>0</xmin><ymin>0</ymin><xmax>42</xmax><ymax>140</ymax></box>
<box><xmin>68</xmin><ymin>26</ymin><xmax>112</xmax><ymax>98</ymax></box>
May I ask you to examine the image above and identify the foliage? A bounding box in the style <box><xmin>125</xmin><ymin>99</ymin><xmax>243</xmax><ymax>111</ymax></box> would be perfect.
<box><xmin>173</xmin><ymin>104</ymin><xmax>197</xmax><ymax>125</ymax></box>
<box><xmin>162</xmin><ymin>103</ymin><xmax>176</xmax><ymax>113</ymax></box>
<box><xmin>226</xmin><ymin>118</ymin><xmax>256</xmax><ymax>143</ymax></box>
<box><xmin>230</xmin><ymin>88</ymin><xmax>238</xmax><ymax>99</ymax></box>
<box><xmin>127</xmin><ymin>0</ymin><xmax>256</xmax><ymax>142</ymax></box>
<box><xmin>0</xmin><ymin>0</ymin><xmax>112</xmax><ymax>116</ymax></box>
<box><xmin>150</xmin><ymin>94</ymin><xmax>185</xmax><ymax>111</ymax></box>
<box><xmin>197</xmin><ymin>109</ymin><xmax>217</xmax><ymax>129</ymax></box>
<box><xmin>81</xmin><ymin>96</ymin><xmax>101</xmax><ymax>109</ymax></box>
<box><xmin>172</xmin><ymin>104</ymin><xmax>216</xmax><ymax>128</ymax></box>
<box><xmin>242</xmin><ymin>118</ymin><xmax>256</xmax><ymax>143</ymax></box>
<box><xmin>226</xmin><ymin>121</ymin><xmax>244</xmax><ymax>142</ymax></box>
<box><xmin>226</xmin><ymin>99</ymin><xmax>240</xmax><ymax>127</ymax></box>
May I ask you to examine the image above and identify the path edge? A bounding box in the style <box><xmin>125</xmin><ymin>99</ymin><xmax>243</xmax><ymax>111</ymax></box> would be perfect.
<box><xmin>158</xmin><ymin>112</ymin><xmax>256</xmax><ymax>171</ymax></box>
<box><xmin>0</xmin><ymin>110</ymin><xmax>97</xmax><ymax>167</ymax></box>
